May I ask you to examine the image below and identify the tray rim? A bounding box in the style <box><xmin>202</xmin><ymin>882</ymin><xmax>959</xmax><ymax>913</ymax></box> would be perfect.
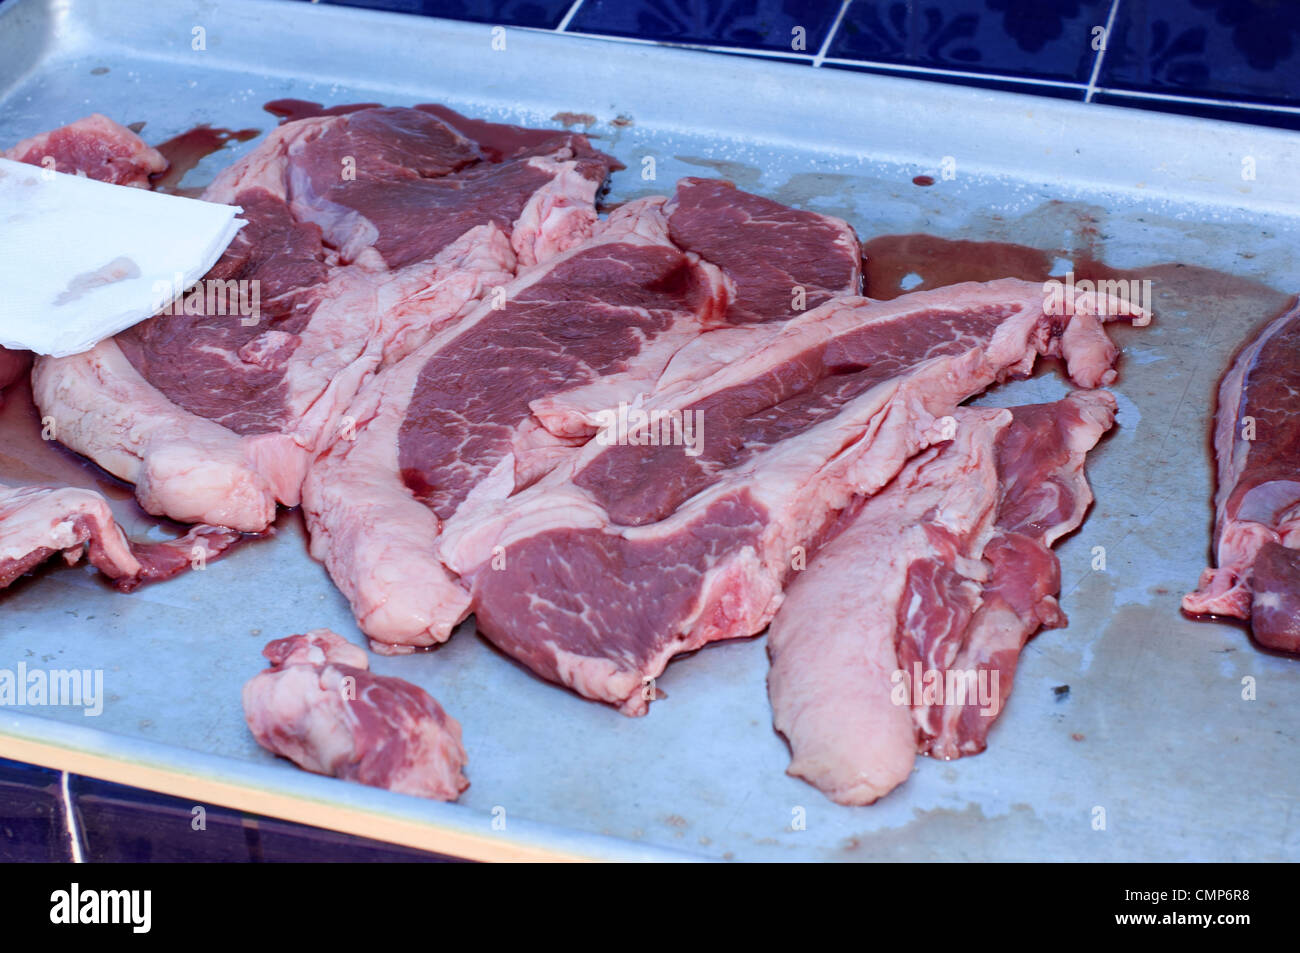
<box><xmin>2</xmin><ymin>0</ymin><xmax>1299</xmax><ymax>863</ymax></box>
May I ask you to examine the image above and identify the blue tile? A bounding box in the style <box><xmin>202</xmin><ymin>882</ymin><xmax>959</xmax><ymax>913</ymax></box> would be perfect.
<box><xmin>570</xmin><ymin>0</ymin><xmax>842</xmax><ymax>53</ymax></box>
<box><xmin>317</xmin><ymin>0</ymin><xmax>576</xmax><ymax>29</ymax></box>
<box><xmin>69</xmin><ymin>775</ymin><xmax>463</xmax><ymax>861</ymax></box>
<box><xmin>72</xmin><ymin>775</ymin><xmax>256</xmax><ymax>862</ymax></box>
<box><xmin>1101</xmin><ymin>0</ymin><xmax>1300</xmax><ymax>108</ymax></box>
<box><xmin>828</xmin><ymin>0</ymin><xmax>1112</xmax><ymax>83</ymax></box>
<box><xmin>256</xmin><ymin>815</ymin><xmax>464</xmax><ymax>862</ymax></box>
<box><xmin>1093</xmin><ymin>91</ymin><xmax>1300</xmax><ymax>132</ymax></box>
<box><xmin>0</xmin><ymin>759</ymin><xmax>72</xmax><ymax>862</ymax></box>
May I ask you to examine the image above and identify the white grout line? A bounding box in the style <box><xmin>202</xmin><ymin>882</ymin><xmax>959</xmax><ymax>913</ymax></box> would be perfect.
<box><xmin>1096</xmin><ymin>85</ymin><xmax>1300</xmax><ymax>115</ymax></box>
<box><xmin>534</xmin><ymin>21</ymin><xmax>1299</xmax><ymax>120</ymax></box>
<box><xmin>554</xmin><ymin>28</ymin><xmax>817</xmax><ymax>61</ymax></box>
<box><xmin>813</xmin><ymin>0</ymin><xmax>851</xmax><ymax>68</ymax></box>
<box><xmin>1084</xmin><ymin>0</ymin><xmax>1123</xmax><ymax>102</ymax></box>
<box><xmin>61</xmin><ymin>772</ymin><xmax>84</xmax><ymax>863</ymax></box>
<box><xmin>819</xmin><ymin>56</ymin><xmax>1090</xmax><ymax>90</ymax></box>
<box><xmin>555</xmin><ymin>0</ymin><xmax>585</xmax><ymax>33</ymax></box>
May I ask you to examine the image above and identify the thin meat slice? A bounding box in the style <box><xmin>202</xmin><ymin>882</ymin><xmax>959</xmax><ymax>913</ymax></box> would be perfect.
<box><xmin>242</xmin><ymin>629</ymin><xmax>469</xmax><ymax>800</ymax></box>
<box><xmin>29</xmin><ymin>106</ymin><xmax>615</xmax><ymax>531</ymax></box>
<box><xmin>768</xmin><ymin>391</ymin><xmax>1116</xmax><ymax>804</ymax></box>
<box><xmin>0</xmin><ymin>482</ymin><xmax>241</xmax><ymax>590</ymax></box>
<box><xmin>768</xmin><ymin>408</ymin><xmax>1008</xmax><ymax>805</ymax></box>
<box><xmin>124</xmin><ymin>523</ymin><xmax>246</xmax><ymax>591</ymax></box>
<box><xmin>442</xmin><ymin>280</ymin><xmax>1146</xmax><ymax>714</ymax></box>
<box><xmin>1183</xmin><ymin>301</ymin><xmax>1300</xmax><ymax>651</ymax></box>
<box><xmin>3</xmin><ymin>114</ymin><xmax>166</xmax><ymax>187</ymax></box>
<box><xmin>528</xmin><ymin>177</ymin><xmax>862</xmax><ymax>438</ymax></box>
<box><xmin>302</xmin><ymin>198</ymin><xmax>729</xmax><ymax>652</ymax></box>
<box><xmin>909</xmin><ymin>390</ymin><xmax>1116</xmax><ymax>758</ymax></box>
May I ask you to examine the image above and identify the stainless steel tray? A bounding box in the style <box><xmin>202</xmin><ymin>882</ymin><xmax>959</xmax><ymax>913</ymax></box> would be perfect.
<box><xmin>2</xmin><ymin>0</ymin><xmax>1299</xmax><ymax>862</ymax></box>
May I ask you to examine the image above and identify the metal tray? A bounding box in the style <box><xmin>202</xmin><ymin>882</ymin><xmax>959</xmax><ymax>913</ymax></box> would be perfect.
<box><xmin>2</xmin><ymin>0</ymin><xmax>1299</xmax><ymax>862</ymax></box>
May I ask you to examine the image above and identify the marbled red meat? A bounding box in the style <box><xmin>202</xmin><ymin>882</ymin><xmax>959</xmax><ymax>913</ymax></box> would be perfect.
<box><xmin>1184</xmin><ymin>301</ymin><xmax>1300</xmax><ymax>651</ymax></box>
<box><xmin>302</xmin><ymin>196</ymin><xmax>729</xmax><ymax>652</ymax></box>
<box><xmin>442</xmin><ymin>281</ymin><xmax>1144</xmax><ymax>714</ymax></box>
<box><xmin>304</xmin><ymin>177</ymin><xmax>862</xmax><ymax>654</ymax></box>
<box><xmin>28</xmin><ymin>105</ymin><xmax>616</xmax><ymax>531</ymax></box>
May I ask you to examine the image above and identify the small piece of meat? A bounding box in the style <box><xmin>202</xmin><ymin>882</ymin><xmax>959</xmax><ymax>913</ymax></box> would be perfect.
<box><xmin>3</xmin><ymin>114</ymin><xmax>166</xmax><ymax>187</ymax></box>
<box><xmin>0</xmin><ymin>483</ymin><xmax>138</xmax><ymax>587</ymax></box>
<box><xmin>118</xmin><ymin>523</ymin><xmax>245</xmax><ymax>592</ymax></box>
<box><xmin>768</xmin><ymin>390</ymin><xmax>1116</xmax><ymax>805</ymax></box>
<box><xmin>1250</xmin><ymin>543</ymin><xmax>1300</xmax><ymax>649</ymax></box>
<box><xmin>0</xmin><ymin>482</ymin><xmax>240</xmax><ymax>589</ymax></box>
<box><xmin>242</xmin><ymin>629</ymin><xmax>468</xmax><ymax>800</ymax></box>
<box><xmin>1184</xmin><ymin>301</ymin><xmax>1300</xmax><ymax>652</ymax></box>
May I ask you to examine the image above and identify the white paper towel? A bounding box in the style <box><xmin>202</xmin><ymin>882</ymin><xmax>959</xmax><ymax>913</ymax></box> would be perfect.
<box><xmin>0</xmin><ymin>157</ymin><xmax>244</xmax><ymax>357</ymax></box>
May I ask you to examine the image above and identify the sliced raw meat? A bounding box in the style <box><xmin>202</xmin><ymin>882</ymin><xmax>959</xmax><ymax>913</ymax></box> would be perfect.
<box><xmin>29</xmin><ymin>106</ymin><xmax>615</xmax><ymax>531</ymax></box>
<box><xmin>302</xmin><ymin>198</ymin><xmax>729</xmax><ymax>651</ymax></box>
<box><xmin>920</xmin><ymin>391</ymin><xmax>1115</xmax><ymax>758</ymax></box>
<box><xmin>442</xmin><ymin>280</ymin><xmax>1145</xmax><ymax>714</ymax></box>
<box><xmin>242</xmin><ymin>629</ymin><xmax>468</xmax><ymax>800</ymax></box>
<box><xmin>205</xmin><ymin>105</ymin><xmax>612</xmax><ymax>274</ymax></box>
<box><xmin>3</xmin><ymin>114</ymin><xmax>166</xmax><ymax>188</ymax></box>
<box><xmin>528</xmin><ymin>177</ymin><xmax>862</xmax><ymax>437</ymax></box>
<box><xmin>1184</xmin><ymin>301</ymin><xmax>1300</xmax><ymax>651</ymax></box>
<box><xmin>768</xmin><ymin>390</ymin><xmax>1115</xmax><ymax>804</ymax></box>
<box><xmin>0</xmin><ymin>482</ymin><xmax>240</xmax><ymax>590</ymax></box>
<box><xmin>665</xmin><ymin>176</ymin><xmax>862</xmax><ymax>325</ymax></box>
<box><xmin>123</xmin><ymin>523</ymin><xmax>246</xmax><ymax>590</ymax></box>
<box><xmin>768</xmin><ymin>409</ymin><xmax>1006</xmax><ymax>805</ymax></box>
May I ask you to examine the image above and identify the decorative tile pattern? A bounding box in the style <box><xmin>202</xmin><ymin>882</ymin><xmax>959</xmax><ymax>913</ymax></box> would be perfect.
<box><xmin>1100</xmin><ymin>0</ymin><xmax>1300</xmax><ymax>107</ymax></box>
<box><xmin>569</xmin><ymin>0</ymin><xmax>843</xmax><ymax>53</ymax></box>
<box><xmin>827</xmin><ymin>0</ymin><xmax>1115</xmax><ymax>83</ymax></box>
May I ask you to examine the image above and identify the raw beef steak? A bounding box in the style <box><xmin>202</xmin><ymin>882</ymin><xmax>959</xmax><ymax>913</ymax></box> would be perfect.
<box><xmin>303</xmin><ymin>197</ymin><xmax>729</xmax><ymax>651</ymax></box>
<box><xmin>1184</xmin><ymin>301</ymin><xmax>1300</xmax><ymax>651</ymax></box>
